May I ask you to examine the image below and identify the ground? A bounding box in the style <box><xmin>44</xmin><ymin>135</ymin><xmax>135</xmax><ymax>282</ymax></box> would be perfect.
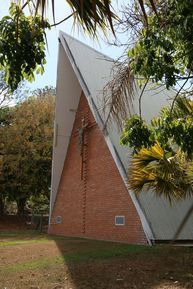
<box><xmin>0</xmin><ymin>229</ymin><xmax>193</xmax><ymax>289</ymax></box>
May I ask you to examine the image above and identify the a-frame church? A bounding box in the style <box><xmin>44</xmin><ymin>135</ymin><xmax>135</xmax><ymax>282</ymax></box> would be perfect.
<box><xmin>48</xmin><ymin>32</ymin><xmax>193</xmax><ymax>245</ymax></box>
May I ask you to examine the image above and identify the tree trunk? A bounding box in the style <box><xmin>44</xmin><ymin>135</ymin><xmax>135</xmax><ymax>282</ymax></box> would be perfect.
<box><xmin>0</xmin><ymin>195</ymin><xmax>4</xmax><ymax>216</ymax></box>
<box><xmin>17</xmin><ymin>198</ymin><xmax>26</xmax><ymax>216</ymax></box>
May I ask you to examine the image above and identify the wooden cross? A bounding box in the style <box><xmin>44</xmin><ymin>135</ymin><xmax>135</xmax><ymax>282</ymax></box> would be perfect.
<box><xmin>77</xmin><ymin>117</ymin><xmax>88</xmax><ymax>179</ymax></box>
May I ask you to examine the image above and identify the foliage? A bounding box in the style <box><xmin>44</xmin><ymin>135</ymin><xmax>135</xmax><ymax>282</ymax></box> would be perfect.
<box><xmin>121</xmin><ymin>96</ymin><xmax>193</xmax><ymax>198</ymax></box>
<box><xmin>27</xmin><ymin>194</ymin><xmax>49</xmax><ymax>214</ymax></box>
<box><xmin>0</xmin><ymin>0</ymin><xmax>116</xmax><ymax>90</ymax></box>
<box><xmin>16</xmin><ymin>0</ymin><xmax>116</xmax><ymax>36</ymax></box>
<box><xmin>0</xmin><ymin>105</ymin><xmax>13</xmax><ymax>215</ymax></box>
<box><xmin>0</xmin><ymin>3</ymin><xmax>50</xmax><ymax>91</ymax></box>
<box><xmin>0</xmin><ymin>88</ymin><xmax>55</xmax><ymax>214</ymax></box>
<box><xmin>0</xmin><ymin>106</ymin><xmax>12</xmax><ymax>127</ymax></box>
<box><xmin>120</xmin><ymin>114</ymin><xmax>154</xmax><ymax>153</ymax></box>
<box><xmin>128</xmin><ymin>0</ymin><xmax>193</xmax><ymax>89</ymax></box>
<box><xmin>32</xmin><ymin>85</ymin><xmax>56</xmax><ymax>98</ymax></box>
<box><xmin>113</xmin><ymin>1</ymin><xmax>193</xmax><ymax>200</ymax></box>
<box><xmin>105</xmin><ymin>1</ymin><xmax>193</xmax><ymax>128</ymax></box>
<box><xmin>0</xmin><ymin>72</ymin><xmax>26</xmax><ymax>109</ymax></box>
<box><xmin>62</xmin><ymin>0</ymin><xmax>116</xmax><ymax>35</ymax></box>
<box><xmin>121</xmin><ymin>96</ymin><xmax>193</xmax><ymax>157</ymax></box>
<box><xmin>122</xmin><ymin>96</ymin><xmax>193</xmax><ymax>201</ymax></box>
<box><xmin>128</xmin><ymin>142</ymin><xmax>193</xmax><ymax>201</ymax></box>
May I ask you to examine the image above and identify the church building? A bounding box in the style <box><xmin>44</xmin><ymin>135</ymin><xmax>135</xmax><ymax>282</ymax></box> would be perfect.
<box><xmin>48</xmin><ymin>32</ymin><xmax>193</xmax><ymax>245</ymax></box>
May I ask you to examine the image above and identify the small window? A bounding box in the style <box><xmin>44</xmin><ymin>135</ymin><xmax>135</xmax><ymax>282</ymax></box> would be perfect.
<box><xmin>115</xmin><ymin>216</ymin><xmax>125</xmax><ymax>226</ymax></box>
<box><xmin>55</xmin><ymin>215</ymin><xmax>62</xmax><ymax>224</ymax></box>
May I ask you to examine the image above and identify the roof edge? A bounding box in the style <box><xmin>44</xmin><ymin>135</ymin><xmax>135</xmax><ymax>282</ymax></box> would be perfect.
<box><xmin>60</xmin><ymin>31</ymin><xmax>114</xmax><ymax>62</ymax></box>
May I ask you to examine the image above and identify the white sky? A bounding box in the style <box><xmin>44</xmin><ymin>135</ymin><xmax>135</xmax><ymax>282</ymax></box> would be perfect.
<box><xmin>0</xmin><ymin>1</ymin><xmax>127</xmax><ymax>91</ymax></box>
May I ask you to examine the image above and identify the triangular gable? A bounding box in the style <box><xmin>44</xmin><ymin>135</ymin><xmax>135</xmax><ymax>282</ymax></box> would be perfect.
<box><xmin>50</xmin><ymin>32</ymin><xmax>154</xmax><ymax>244</ymax></box>
<box><xmin>49</xmin><ymin>92</ymin><xmax>147</xmax><ymax>244</ymax></box>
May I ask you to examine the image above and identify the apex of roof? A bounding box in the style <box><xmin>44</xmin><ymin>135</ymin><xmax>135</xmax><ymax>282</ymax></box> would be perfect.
<box><xmin>59</xmin><ymin>31</ymin><xmax>115</xmax><ymax>105</ymax></box>
<box><xmin>60</xmin><ymin>31</ymin><xmax>114</xmax><ymax>61</ymax></box>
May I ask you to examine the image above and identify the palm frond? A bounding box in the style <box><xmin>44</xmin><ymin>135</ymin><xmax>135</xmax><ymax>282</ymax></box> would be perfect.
<box><xmin>17</xmin><ymin>0</ymin><xmax>117</xmax><ymax>35</ymax></box>
<box><xmin>66</xmin><ymin>0</ymin><xmax>117</xmax><ymax>36</ymax></box>
<box><xmin>51</xmin><ymin>0</ymin><xmax>55</xmax><ymax>24</ymax></box>
<box><xmin>173</xmin><ymin>96</ymin><xmax>193</xmax><ymax>118</ymax></box>
<box><xmin>128</xmin><ymin>142</ymin><xmax>193</xmax><ymax>200</ymax></box>
<box><xmin>103</xmin><ymin>62</ymin><xmax>136</xmax><ymax>128</ymax></box>
<box><xmin>34</xmin><ymin>0</ymin><xmax>48</xmax><ymax>18</ymax></box>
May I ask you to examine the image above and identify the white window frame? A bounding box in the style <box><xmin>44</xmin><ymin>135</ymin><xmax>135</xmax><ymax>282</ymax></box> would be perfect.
<box><xmin>115</xmin><ymin>215</ymin><xmax>125</xmax><ymax>226</ymax></box>
<box><xmin>55</xmin><ymin>215</ymin><xmax>62</xmax><ymax>224</ymax></box>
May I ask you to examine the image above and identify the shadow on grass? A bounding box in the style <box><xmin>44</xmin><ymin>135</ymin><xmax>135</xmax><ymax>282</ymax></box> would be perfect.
<box><xmin>0</xmin><ymin>230</ymin><xmax>193</xmax><ymax>289</ymax></box>
<box><xmin>51</xmin><ymin>234</ymin><xmax>193</xmax><ymax>289</ymax></box>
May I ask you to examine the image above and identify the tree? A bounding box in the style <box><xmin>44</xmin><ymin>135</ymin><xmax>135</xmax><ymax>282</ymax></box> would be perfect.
<box><xmin>0</xmin><ymin>1</ymin><xmax>116</xmax><ymax>91</ymax></box>
<box><xmin>105</xmin><ymin>0</ymin><xmax>193</xmax><ymax>121</ymax></box>
<box><xmin>0</xmin><ymin>87</ymin><xmax>55</xmax><ymax>215</ymax></box>
<box><xmin>120</xmin><ymin>96</ymin><xmax>193</xmax><ymax>200</ymax></box>
<box><xmin>0</xmin><ymin>72</ymin><xmax>24</xmax><ymax>108</ymax></box>
<box><xmin>0</xmin><ymin>106</ymin><xmax>12</xmax><ymax>216</ymax></box>
<box><xmin>0</xmin><ymin>1</ymin><xmax>159</xmax><ymax>91</ymax></box>
<box><xmin>103</xmin><ymin>1</ymin><xmax>193</xmax><ymax>200</ymax></box>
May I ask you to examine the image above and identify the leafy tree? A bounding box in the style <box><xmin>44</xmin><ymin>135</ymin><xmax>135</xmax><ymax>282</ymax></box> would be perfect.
<box><xmin>0</xmin><ymin>1</ymin><xmax>116</xmax><ymax>90</ymax></box>
<box><xmin>0</xmin><ymin>87</ymin><xmax>55</xmax><ymax>215</ymax></box>
<box><xmin>102</xmin><ymin>1</ymin><xmax>193</xmax><ymax>201</ymax></box>
<box><xmin>121</xmin><ymin>96</ymin><xmax>193</xmax><ymax>199</ymax></box>
<box><xmin>120</xmin><ymin>114</ymin><xmax>154</xmax><ymax>153</ymax></box>
<box><xmin>127</xmin><ymin>0</ymin><xmax>193</xmax><ymax>89</ymax></box>
<box><xmin>105</xmin><ymin>0</ymin><xmax>193</xmax><ymax>122</ymax></box>
<box><xmin>0</xmin><ymin>72</ymin><xmax>23</xmax><ymax>107</ymax></box>
<box><xmin>0</xmin><ymin>3</ymin><xmax>50</xmax><ymax>90</ymax></box>
<box><xmin>0</xmin><ymin>106</ymin><xmax>12</xmax><ymax>215</ymax></box>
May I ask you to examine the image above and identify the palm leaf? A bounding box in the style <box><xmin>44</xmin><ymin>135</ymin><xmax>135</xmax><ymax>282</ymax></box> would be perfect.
<box><xmin>103</xmin><ymin>62</ymin><xmax>135</xmax><ymax>128</ymax></box>
<box><xmin>17</xmin><ymin>0</ymin><xmax>117</xmax><ymax>35</ymax></box>
<box><xmin>128</xmin><ymin>142</ymin><xmax>193</xmax><ymax>200</ymax></box>
<box><xmin>51</xmin><ymin>0</ymin><xmax>55</xmax><ymax>24</ymax></box>
<box><xmin>66</xmin><ymin>0</ymin><xmax>117</xmax><ymax>35</ymax></box>
<box><xmin>16</xmin><ymin>0</ymin><xmax>161</xmax><ymax>33</ymax></box>
<box><xmin>173</xmin><ymin>96</ymin><xmax>193</xmax><ymax>118</ymax></box>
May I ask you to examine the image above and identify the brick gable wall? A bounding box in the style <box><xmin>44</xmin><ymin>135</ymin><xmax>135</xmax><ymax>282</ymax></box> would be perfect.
<box><xmin>49</xmin><ymin>92</ymin><xmax>147</xmax><ymax>244</ymax></box>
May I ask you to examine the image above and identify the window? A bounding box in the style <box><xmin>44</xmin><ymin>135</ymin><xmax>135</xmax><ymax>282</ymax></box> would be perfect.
<box><xmin>55</xmin><ymin>215</ymin><xmax>62</xmax><ymax>224</ymax></box>
<box><xmin>115</xmin><ymin>216</ymin><xmax>125</xmax><ymax>226</ymax></box>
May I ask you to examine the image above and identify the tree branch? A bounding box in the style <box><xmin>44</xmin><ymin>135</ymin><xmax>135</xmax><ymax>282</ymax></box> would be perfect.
<box><xmin>50</xmin><ymin>11</ymin><xmax>77</xmax><ymax>27</ymax></box>
<box><xmin>175</xmin><ymin>75</ymin><xmax>193</xmax><ymax>80</ymax></box>
<box><xmin>139</xmin><ymin>78</ymin><xmax>149</xmax><ymax>119</ymax></box>
<box><xmin>22</xmin><ymin>1</ymin><xmax>30</xmax><ymax>10</ymax></box>
<box><xmin>170</xmin><ymin>75</ymin><xmax>190</xmax><ymax>114</ymax></box>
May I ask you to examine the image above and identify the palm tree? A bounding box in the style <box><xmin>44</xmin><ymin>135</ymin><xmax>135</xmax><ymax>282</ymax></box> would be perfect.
<box><xmin>17</xmin><ymin>0</ymin><xmax>116</xmax><ymax>35</ymax></box>
<box><xmin>128</xmin><ymin>139</ymin><xmax>193</xmax><ymax>240</ymax></box>
<box><xmin>128</xmin><ymin>142</ymin><xmax>193</xmax><ymax>201</ymax></box>
<box><xmin>17</xmin><ymin>1</ymin><xmax>159</xmax><ymax>35</ymax></box>
<box><xmin>128</xmin><ymin>96</ymin><xmax>193</xmax><ymax>200</ymax></box>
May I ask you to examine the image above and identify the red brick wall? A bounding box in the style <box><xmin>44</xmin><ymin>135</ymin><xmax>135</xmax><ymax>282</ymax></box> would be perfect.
<box><xmin>49</xmin><ymin>92</ymin><xmax>147</xmax><ymax>244</ymax></box>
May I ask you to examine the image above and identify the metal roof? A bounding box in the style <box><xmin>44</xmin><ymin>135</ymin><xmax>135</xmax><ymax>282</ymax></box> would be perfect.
<box><xmin>50</xmin><ymin>31</ymin><xmax>193</xmax><ymax>242</ymax></box>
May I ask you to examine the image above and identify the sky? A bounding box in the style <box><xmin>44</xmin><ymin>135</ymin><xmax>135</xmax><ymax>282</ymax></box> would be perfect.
<box><xmin>0</xmin><ymin>1</ymin><xmax>127</xmax><ymax>92</ymax></box>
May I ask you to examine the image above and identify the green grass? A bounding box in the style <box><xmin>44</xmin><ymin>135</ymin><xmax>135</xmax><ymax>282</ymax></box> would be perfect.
<box><xmin>0</xmin><ymin>230</ymin><xmax>41</xmax><ymax>238</ymax></box>
<box><xmin>0</xmin><ymin>243</ymin><xmax>150</xmax><ymax>273</ymax></box>
<box><xmin>0</xmin><ymin>230</ymin><xmax>155</xmax><ymax>275</ymax></box>
<box><xmin>0</xmin><ymin>230</ymin><xmax>86</xmax><ymax>241</ymax></box>
<box><xmin>0</xmin><ymin>239</ymin><xmax>52</xmax><ymax>246</ymax></box>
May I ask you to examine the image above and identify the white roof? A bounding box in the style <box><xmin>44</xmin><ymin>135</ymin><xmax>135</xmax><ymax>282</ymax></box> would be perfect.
<box><xmin>51</xmin><ymin>31</ymin><xmax>193</xmax><ymax>242</ymax></box>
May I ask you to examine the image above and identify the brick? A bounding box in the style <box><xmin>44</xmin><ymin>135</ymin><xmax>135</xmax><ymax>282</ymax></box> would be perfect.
<box><xmin>49</xmin><ymin>92</ymin><xmax>147</xmax><ymax>244</ymax></box>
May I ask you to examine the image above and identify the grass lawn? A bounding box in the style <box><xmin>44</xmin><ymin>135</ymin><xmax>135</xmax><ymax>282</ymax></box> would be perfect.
<box><xmin>0</xmin><ymin>231</ymin><xmax>193</xmax><ymax>289</ymax></box>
